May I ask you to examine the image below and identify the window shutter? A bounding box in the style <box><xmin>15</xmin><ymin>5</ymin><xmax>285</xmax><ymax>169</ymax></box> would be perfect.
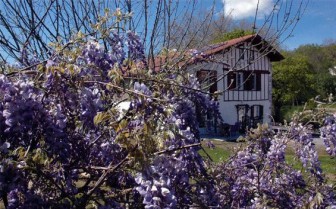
<box><xmin>256</xmin><ymin>73</ymin><xmax>261</xmax><ymax>91</ymax></box>
<box><xmin>196</xmin><ymin>70</ymin><xmax>207</xmax><ymax>83</ymax></box>
<box><xmin>227</xmin><ymin>72</ymin><xmax>236</xmax><ymax>90</ymax></box>
<box><xmin>259</xmin><ymin>105</ymin><xmax>263</xmax><ymax>119</ymax></box>
<box><xmin>250</xmin><ymin>106</ymin><xmax>254</xmax><ymax>118</ymax></box>
<box><xmin>239</xmin><ymin>48</ymin><xmax>245</xmax><ymax>60</ymax></box>
<box><xmin>209</xmin><ymin>71</ymin><xmax>218</xmax><ymax>100</ymax></box>
<box><xmin>197</xmin><ymin>70</ymin><xmax>218</xmax><ymax>100</ymax></box>
<box><xmin>244</xmin><ymin>72</ymin><xmax>253</xmax><ymax>90</ymax></box>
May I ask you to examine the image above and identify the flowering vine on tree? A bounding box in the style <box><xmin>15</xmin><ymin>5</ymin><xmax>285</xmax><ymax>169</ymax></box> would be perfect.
<box><xmin>0</xmin><ymin>10</ymin><xmax>335</xmax><ymax>209</ymax></box>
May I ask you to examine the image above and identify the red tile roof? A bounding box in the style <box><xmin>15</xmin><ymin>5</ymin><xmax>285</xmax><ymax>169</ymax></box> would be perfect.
<box><xmin>149</xmin><ymin>34</ymin><xmax>284</xmax><ymax>71</ymax></box>
<box><xmin>200</xmin><ymin>34</ymin><xmax>284</xmax><ymax>61</ymax></box>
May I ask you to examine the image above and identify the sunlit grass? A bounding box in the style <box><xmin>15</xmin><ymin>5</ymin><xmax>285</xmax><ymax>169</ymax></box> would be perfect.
<box><xmin>200</xmin><ymin>140</ymin><xmax>336</xmax><ymax>183</ymax></box>
<box><xmin>199</xmin><ymin>146</ymin><xmax>231</xmax><ymax>162</ymax></box>
<box><xmin>1</xmin><ymin>140</ymin><xmax>334</xmax><ymax>208</ymax></box>
<box><xmin>319</xmin><ymin>103</ymin><xmax>336</xmax><ymax>109</ymax></box>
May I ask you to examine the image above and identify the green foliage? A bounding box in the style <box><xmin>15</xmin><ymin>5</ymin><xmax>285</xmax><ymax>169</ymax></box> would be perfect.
<box><xmin>295</xmin><ymin>44</ymin><xmax>328</xmax><ymax>72</ymax></box>
<box><xmin>273</xmin><ymin>52</ymin><xmax>316</xmax><ymax>106</ymax></box>
<box><xmin>296</xmin><ymin>43</ymin><xmax>336</xmax><ymax>72</ymax></box>
<box><xmin>305</xmin><ymin>99</ymin><xmax>318</xmax><ymax>110</ymax></box>
<box><xmin>293</xmin><ymin>43</ymin><xmax>336</xmax><ymax>98</ymax></box>
<box><xmin>211</xmin><ymin>29</ymin><xmax>254</xmax><ymax>44</ymax></box>
<box><xmin>315</xmin><ymin>73</ymin><xmax>336</xmax><ymax>98</ymax></box>
<box><xmin>273</xmin><ymin>42</ymin><xmax>336</xmax><ymax>121</ymax></box>
<box><xmin>280</xmin><ymin>105</ymin><xmax>303</xmax><ymax>121</ymax></box>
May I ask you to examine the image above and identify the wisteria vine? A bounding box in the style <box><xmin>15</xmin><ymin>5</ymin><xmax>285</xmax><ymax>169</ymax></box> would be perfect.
<box><xmin>0</xmin><ymin>10</ymin><xmax>335</xmax><ymax>209</ymax></box>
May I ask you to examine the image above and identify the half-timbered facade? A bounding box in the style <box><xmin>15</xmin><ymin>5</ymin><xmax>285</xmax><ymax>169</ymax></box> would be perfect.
<box><xmin>189</xmin><ymin>34</ymin><xmax>284</xmax><ymax>133</ymax></box>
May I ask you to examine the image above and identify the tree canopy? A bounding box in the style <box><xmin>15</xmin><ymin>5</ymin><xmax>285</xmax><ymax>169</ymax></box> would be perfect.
<box><xmin>273</xmin><ymin>42</ymin><xmax>336</xmax><ymax>107</ymax></box>
<box><xmin>211</xmin><ymin>28</ymin><xmax>254</xmax><ymax>44</ymax></box>
<box><xmin>273</xmin><ymin>52</ymin><xmax>316</xmax><ymax>106</ymax></box>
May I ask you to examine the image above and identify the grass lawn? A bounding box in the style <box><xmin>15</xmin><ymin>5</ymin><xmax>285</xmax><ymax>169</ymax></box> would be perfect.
<box><xmin>199</xmin><ymin>140</ymin><xmax>242</xmax><ymax>162</ymax></box>
<box><xmin>200</xmin><ymin>139</ymin><xmax>336</xmax><ymax>184</ymax></box>
<box><xmin>320</xmin><ymin>103</ymin><xmax>336</xmax><ymax>109</ymax></box>
<box><xmin>1</xmin><ymin>140</ymin><xmax>334</xmax><ymax>208</ymax></box>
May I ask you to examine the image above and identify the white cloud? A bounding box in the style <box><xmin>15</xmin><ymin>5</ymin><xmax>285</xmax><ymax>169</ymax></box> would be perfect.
<box><xmin>223</xmin><ymin>0</ymin><xmax>274</xmax><ymax>20</ymax></box>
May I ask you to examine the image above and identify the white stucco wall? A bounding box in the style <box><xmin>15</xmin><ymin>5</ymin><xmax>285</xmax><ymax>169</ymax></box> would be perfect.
<box><xmin>218</xmin><ymin>100</ymin><xmax>272</xmax><ymax>125</ymax></box>
<box><xmin>188</xmin><ymin>43</ymin><xmax>274</xmax><ymax>128</ymax></box>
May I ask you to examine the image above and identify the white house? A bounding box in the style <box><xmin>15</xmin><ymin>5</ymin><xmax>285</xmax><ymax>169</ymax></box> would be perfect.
<box><xmin>188</xmin><ymin>34</ymin><xmax>284</xmax><ymax>134</ymax></box>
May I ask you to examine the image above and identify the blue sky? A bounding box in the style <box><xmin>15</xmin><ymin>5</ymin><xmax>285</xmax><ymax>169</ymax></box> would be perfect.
<box><xmin>284</xmin><ymin>0</ymin><xmax>336</xmax><ymax>49</ymax></box>
<box><xmin>218</xmin><ymin>0</ymin><xmax>336</xmax><ymax>50</ymax></box>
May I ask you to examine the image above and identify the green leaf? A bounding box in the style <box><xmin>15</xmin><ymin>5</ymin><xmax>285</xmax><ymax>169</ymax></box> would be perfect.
<box><xmin>117</xmin><ymin>119</ymin><xmax>128</xmax><ymax>132</ymax></box>
<box><xmin>14</xmin><ymin>147</ymin><xmax>26</xmax><ymax>160</ymax></box>
<box><xmin>32</xmin><ymin>148</ymin><xmax>46</xmax><ymax>164</ymax></box>
<box><xmin>94</xmin><ymin>112</ymin><xmax>109</xmax><ymax>126</ymax></box>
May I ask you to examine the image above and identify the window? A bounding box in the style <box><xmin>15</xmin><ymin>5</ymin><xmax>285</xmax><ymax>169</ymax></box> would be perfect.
<box><xmin>227</xmin><ymin>71</ymin><xmax>236</xmax><ymax>90</ymax></box>
<box><xmin>237</xmin><ymin>105</ymin><xmax>248</xmax><ymax>122</ymax></box>
<box><xmin>250</xmin><ymin>105</ymin><xmax>263</xmax><ymax>119</ymax></box>
<box><xmin>236</xmin><ymin>105</ymin><xmax>249</xmax><ymax>131</ymax></box>
<box><xmin>227</xmin><ymin>72</ymin><xmax>244</xmax><ymax>90</ymax></box>
<box><xmin>227</xmin><ymin>71</ymin><xmax>261</xmax><ymax>91</ymax></box>
<box><xmin>196</xmin><ymin>70</ymin><xmax>217</xmax><ymax>99</ymax></box>
<box><xmin>244</xmin><ymin>72</ymin><xmax>261</xmax><ymax>91</ymax></box>
<box><xmin>236</xmin><ymin>105</ymin><xmax>264</xmax><ymax>130</ymax></box>
<box><xmin>250</xmin><ymin>105</ymin><xmax>263</xmax><ymax>127</ymax></box>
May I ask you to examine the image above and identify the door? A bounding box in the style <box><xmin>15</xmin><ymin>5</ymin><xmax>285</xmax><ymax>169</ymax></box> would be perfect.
<box><xmin>236</xmin><ymin>105</ymin><xmax>249</xmax><ymax>132</ymax></box>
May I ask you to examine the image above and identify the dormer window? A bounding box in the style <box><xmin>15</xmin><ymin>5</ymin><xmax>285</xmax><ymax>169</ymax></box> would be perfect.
<box><xmin>239</xmin><ymin>48</ymin><xmax>245</xmax><ymax>60</ymax></box>
<box><xmin>249</xmin><ymin>50</ymin><xmax>255</xmax><ymax>61</ymax></box>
